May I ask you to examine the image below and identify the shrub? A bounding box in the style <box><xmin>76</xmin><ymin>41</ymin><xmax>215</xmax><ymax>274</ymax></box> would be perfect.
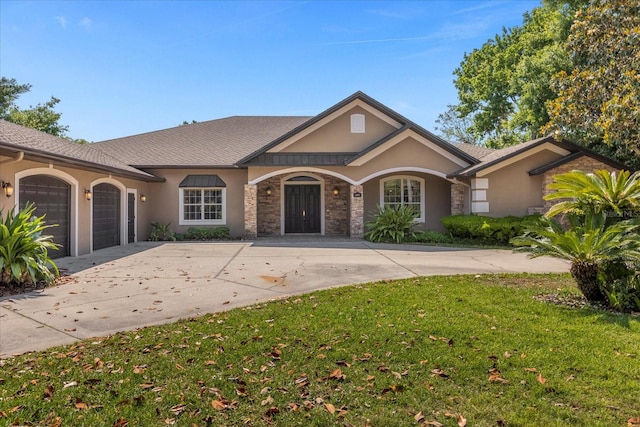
<box><xmin>149</xmin><ymin>222</ymin><xmax>176</xmax><ymax>241</ymax></box>
<box><xmin>411</xmin><ymin>230</ymin><xmax>456</xmax><ymax>245</ymax></box>
<box><xmin>441</xmin><ymin>214</ymin><xmax>541</xmax><ymax>245</ymax></box>
<box><xmin>185</xmin><ymin>226</ymin><xmax>230</xmax><ymax>240</ymax></box>
<box><xmin>0</xmin><ymin>203</ymin><xmax>59</xmax><ymax>286</ymax></box>
<box><xmin>364</xmin><ymin>205</ymin><xmax>418</xmax><ymax>243</ymax></box>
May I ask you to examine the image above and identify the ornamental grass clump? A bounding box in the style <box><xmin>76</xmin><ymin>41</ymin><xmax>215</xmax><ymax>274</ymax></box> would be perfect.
<box><xmin>364</xmin><ymin>205</ymin><xmax>418</xmax><ymax>243</ymax></box>
<box><xmin>0</xmin><ymin>202</ymin><xmax>59</xmax><ymax>287</ymax></box>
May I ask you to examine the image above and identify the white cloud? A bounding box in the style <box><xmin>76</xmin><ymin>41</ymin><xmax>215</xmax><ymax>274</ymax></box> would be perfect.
<box><xmin>55</xmin><ymin>16</ymin><xmax>67</xmax><ymax>28</ymax></box>
<box><xmin>79</xmin><ymin>17</ymin><xmax>92</xmax><ymax>29</ymax></box>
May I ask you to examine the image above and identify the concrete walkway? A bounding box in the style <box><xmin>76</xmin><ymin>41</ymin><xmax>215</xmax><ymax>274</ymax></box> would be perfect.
<box><xmin>0</xmin><ymin>239</ymin><xmax>568</xmax><ymax>357</ymax></box>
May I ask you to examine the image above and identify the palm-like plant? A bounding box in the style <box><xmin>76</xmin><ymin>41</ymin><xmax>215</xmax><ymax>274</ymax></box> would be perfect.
<box><xmin>545</xmin><ymin>169</ymin><xmax>640</xmax><ymax>218</ymax></box>
<box><xmin>0</xmin><ymin>203</ymin><xmax>60</xmax><ymax>286</ymax></box>
<box><xmin>512</xmin><ymin>214</ymin><xmax>640</xmax><ymax>302</ymax></box>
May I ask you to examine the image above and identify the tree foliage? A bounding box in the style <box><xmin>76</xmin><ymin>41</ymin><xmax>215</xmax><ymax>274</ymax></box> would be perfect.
<box><xmin>545</xmin><ymin>0</ymin><xmax>640</xmax><ymax>166</ymax></box>
<box><xmin>446</xmin><ymin>0</ymin><xmax>584</xmax><ymax>148</ymax></box>
<box><xmin>0</xmin><ymin>76</ymin><xmax>69</xmax><ymax>137</ymax></box>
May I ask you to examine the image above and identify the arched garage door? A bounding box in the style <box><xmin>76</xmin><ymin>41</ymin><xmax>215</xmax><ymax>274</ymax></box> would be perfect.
<box><xmin>19</xmin><ymin>175</ymin><xmax>70</xmax><ymax>259</ymax></box>
<box><xmin>93</xmin><ymin>183</ymin><xmax>121</xmax><ymax>251</ymax></box>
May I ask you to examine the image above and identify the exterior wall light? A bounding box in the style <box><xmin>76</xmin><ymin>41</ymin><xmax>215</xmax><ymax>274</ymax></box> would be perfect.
<box><xmin>84</xmin><ymin>189</ymin><xmax>92</xmax><ymax>200</ymax></box>
<box><xmin>2</xmin><ymin>181</ymin><xmax>13</xmax><ymax>198</ymax></box>
<box><xmin>266</xmin><ymin>187</ymin><xmax>272</xmax><ymax>196</ymax></box>
<box><xmin>140</xmin><ymin>194</ymin><xmax>147</xmax><ymax>202</ymax></box>
<box><xmin>333</xmin><ymin>187</ymin><xmax>340</xmax><ymax>196</ymax></box>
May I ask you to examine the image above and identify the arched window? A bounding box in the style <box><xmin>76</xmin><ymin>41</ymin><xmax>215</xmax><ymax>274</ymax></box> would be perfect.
<box><xmin>380</xmin><ymin>176</ymin><xmax>425</xmax><ymax>222</ymax></box>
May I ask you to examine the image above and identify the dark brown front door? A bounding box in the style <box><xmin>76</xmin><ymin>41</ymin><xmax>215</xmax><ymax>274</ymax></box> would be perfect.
<box><xmin>284</xmin><ymin>185</ymin><xmax>321</xmax><ymax>233</ymax></box>
<box><xmin>19</xmin><ymin>175</ymin><xmax>70</xmax><ymax>259</ymax></box>
<box><xmin>127</xmin><ymin>193</ymin><xmax>135</xmax><ymax>243</ymax></box>
<box><xmin>93</xmin><ymin>183</ymin><xmax>120</xmax><ymax>250</ymax></box>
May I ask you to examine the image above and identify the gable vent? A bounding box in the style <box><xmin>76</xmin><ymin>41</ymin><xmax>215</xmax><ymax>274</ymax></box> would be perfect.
<box><xmin>351</xmin><ymin>114</ymin><xmax>365</xmax><ymax>133</ymax></box>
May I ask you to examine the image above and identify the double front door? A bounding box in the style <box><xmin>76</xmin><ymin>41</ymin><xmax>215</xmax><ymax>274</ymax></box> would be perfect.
<box><xmin>284</xmin><ymin>185</ymin><xmax>321</xmax><ymax>233</ymax></box>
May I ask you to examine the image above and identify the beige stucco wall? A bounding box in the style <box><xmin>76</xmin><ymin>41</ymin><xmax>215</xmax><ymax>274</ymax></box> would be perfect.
<box><xmin>144</xmin><ymin>168</ymin><xmax>248</xmax><ymax>237</ymax></box>
<box><xmin>0</xmin><ymin>156</ymin><xmax>152</xmax><ymax>256</ymax></box>
<box><xmin>278</xmin><ymin>106</ymin><xmax>398</xmax><ymax>153</ymax></box>
<box><xmin>483</xmin><ymin>150</ymin><xmax>563</xmax><ymax>217</ymax></box>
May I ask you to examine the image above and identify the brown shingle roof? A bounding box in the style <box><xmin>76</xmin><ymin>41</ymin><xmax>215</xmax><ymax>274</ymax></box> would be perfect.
<box><xmin>94</xmin><ymin>116</ymin><xmax>312</xmax><ymax>167</ymax></box>
<box><xmin>0</xmin><ymin>120</ymin><xmax>161</xmax><ymax>181</ymax></box>
<box><xmin>451</xmin><ymin>142</ymin><xmax>494</xmax><ymax>159</ymax></box>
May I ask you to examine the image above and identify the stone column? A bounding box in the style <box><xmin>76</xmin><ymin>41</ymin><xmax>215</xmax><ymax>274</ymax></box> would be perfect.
<box><xmin>450</xmin><ymin>183</ymin><xmax>466</xmax><ymax>215</ymax></box>
<box><xmin>349</xmin><ymin>184</ymin><xmax>364</xmax><ymax>238</ymax></box>
<box><xmin>244</xmin><ymin>184</ymin><xmax>257</xmax><ymax>238</ymax></box>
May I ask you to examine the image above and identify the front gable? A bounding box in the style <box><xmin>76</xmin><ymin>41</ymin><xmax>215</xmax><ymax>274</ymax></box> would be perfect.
<box><xmin>238</xmin><ymin>91</ymin><xmax>477</xmax><ymax>171</ymax></box>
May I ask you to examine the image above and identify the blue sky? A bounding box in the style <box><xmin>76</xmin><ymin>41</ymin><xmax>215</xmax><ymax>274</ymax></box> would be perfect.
<box><xmin>1</xmin><ymin>0</ymin><xmax>539</xmax><ymax>142</ymax></box>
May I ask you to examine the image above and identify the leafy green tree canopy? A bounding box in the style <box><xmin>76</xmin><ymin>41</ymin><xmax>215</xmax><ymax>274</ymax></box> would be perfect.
<box><xmin>446</xmin><ymin>0</ymin><xmax>586</xmax><ymax>148</ymax></box>
<box><xmin>545</xmin><ymin>0</ymin><xmax>640</xmax><ymax>167</ymax></box>
<box><xmin>0</xmin><ymin>77</ymin><xmax>69</xmax><ymax>137</ymax></box>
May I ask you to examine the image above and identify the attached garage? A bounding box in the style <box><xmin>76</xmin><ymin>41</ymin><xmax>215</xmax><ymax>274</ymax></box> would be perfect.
<box><xmin>92</xmin><ymin>183</ymin><xmax>121</xmax><ymax>251</ymax></box>
<box><xmin>19</xmin><ymin>175</ymin><xmax>71</xmax><ymax>259</ymax></box>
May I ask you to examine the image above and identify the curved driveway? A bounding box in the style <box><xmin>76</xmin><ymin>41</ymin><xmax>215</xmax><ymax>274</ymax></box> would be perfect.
<box><xmin>0</xmin><ymin>239</ymin><xmax>568</xmax><ymax>357</ymax></box>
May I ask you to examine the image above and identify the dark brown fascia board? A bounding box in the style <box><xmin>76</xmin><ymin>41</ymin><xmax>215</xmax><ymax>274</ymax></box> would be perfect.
<box><xmin>344</xmin><ymin>124</ymin><xmax>480</xmax><ymax>166</ymax></box>
<box><xmin>237</xmin><ymin>91</ymin><xmax>479</xmax><ymax>167</ymax></box>
<box><xmin>527</xmin><ymin>152</ymin><xmax>584</xmax><ymax>175</ymax></box>
<box><xmin>0</xmin><ymin>143</ymin><xmax>165</xmax><ymax>182</ymax></box>
<box><xmin>447</xmin><ymin>135</ymin><xmax>557</xmax><ymax>179</ymax></box>
<box><xmin>134</xmin><ymin>164</ymin><xmax>242</xmax><ymax>170</ymax></box>
<box><xmin>528</xmin><ymin>139</ymin><xmax>632</xmax><ymax>175</ymax></box>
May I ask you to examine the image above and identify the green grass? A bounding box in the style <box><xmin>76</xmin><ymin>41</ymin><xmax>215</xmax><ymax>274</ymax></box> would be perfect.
<box><xmin>1</xmin><ymin>274</ymin><xmax>639</xmax><ymax>426</ymax></box>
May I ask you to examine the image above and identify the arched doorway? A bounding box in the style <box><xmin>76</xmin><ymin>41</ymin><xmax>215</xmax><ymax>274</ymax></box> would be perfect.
<box><xmin>284</xmin><ymin>176</ymin><xmax>321</xmax><ymax>234</ymax></box>
<box><xmin>93</xmin><ymin>183</ymin><xmax>121</xmax><ymax>250</ymax></box>
<box><xmin>19</xmin><ymin>175</ymin><xmax>71</xmax><ymax>259</ymax></box>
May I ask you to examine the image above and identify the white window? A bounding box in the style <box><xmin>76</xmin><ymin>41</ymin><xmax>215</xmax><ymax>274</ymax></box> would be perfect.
<box><xmin>179</xmin><ymin>188</ymin><xmax>226</xmax><ymax>225</ymax></box>
<box><xmin>351</xmin><ymin>113</ymin><xmax>365</xmax><ymax>133</ymax></box>
<box><xmin>380</xmin><ymin>176</ymin><xmax>425</xmax><ymax>222</ymax></box>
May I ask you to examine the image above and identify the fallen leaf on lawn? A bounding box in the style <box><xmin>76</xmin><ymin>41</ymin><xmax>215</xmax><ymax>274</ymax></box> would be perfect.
<box><xmin>211</xmin><ymin>399</ymin><xmax>225</xmax><ymax>410</ymax></box>
<box><xmin>424</xmin><ymin>421</ymin><xmax>444</xmax><ymax>427</ymax></box>
<box><xmin>261</xmin><ymin>396</ymin><xmax>274</xmax><ymax>406</ymax></box>
<box><xmin>113</xmin><ymin>418</ymin><xmax>129</xmax><ymax>427</ymax></box>
<box><xmin>63</xmin><ymin>381</ymin><xmax>78</xmax><ymax>388</ymax></box>
<box><xmin>537</xmin><ymin>374</ymin><xmax>547</xmax><ymax>384</ymax></box>
<box><xmin>414</xmin><ymin>411</ymin><xmax>425</xmax><ymax>422</ymax></box>
<box><xmin>324</xmin><ymin>403</ymin><xmax>336</xmax><ymax>414</ymax></box>
<box><xmin>524</xmin><ymin>367</ymin><xmax>537</xmax><ymax>373</ymax></box>
<box><xmin>458</xmin><ymin>414</ymin><xmax>467</xmax><ymax>426</ymax></box>
<box><xmin>488</xmin><ymin>368</ymin><xmax>509</xmax><ymax>384</ymax></box>
<box><xmin>169</xmin><ymin>404</ymin><xmax>186</xmax><ymax>415</ymax></box>
<box><xmin>329</xmin><ymin>368</ymin><xmax>346</xmax><ymax>380</ymax></box>
<box><xmin>628</xmin><ymin>417</ymin><xmax>640</xmax><ymax>427</ymax></box>
<box><xmin>431</xmin><ymin>369</ymin><xmax>449</xmax><ymax>378</ymax></box>
<box><xmin>204</xmin><ymin>360</ymin><xmax>216</xmax><ymax>365</ymax></box>
<box><xmin>75</xmin><ymin>400</ymin><xmax>88</xmax><ymax>410</ymax></box>
<box><xmin>43</xmin><ymin>385</ymin><xmax>54</xmax><ymax>398</ymax></box>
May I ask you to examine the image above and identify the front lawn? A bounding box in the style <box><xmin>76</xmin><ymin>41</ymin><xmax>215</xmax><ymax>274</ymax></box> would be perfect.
<box><xmin>1</xmin><ymin>274</ymin><xmax>639</xmax><ymax>426</ymax></box>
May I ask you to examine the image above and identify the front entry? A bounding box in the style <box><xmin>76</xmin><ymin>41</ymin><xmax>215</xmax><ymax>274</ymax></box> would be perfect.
<box><xmin>93</xmin><ymin>183</ymin><xmax>121</xmax><ymax>251</ymax></box>
<box><xmin>284</xmin><ymin>185</ymin><xmax>321</xmax><ymax>233</ymax></box>
<box><xmin>127</xmin><ymin>193</ymin><xmax>136</xmax><ymax>243</ymax></box>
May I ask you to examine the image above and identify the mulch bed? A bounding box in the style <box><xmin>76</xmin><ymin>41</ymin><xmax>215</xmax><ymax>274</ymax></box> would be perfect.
<box><xmin>0</xmin><ymin>271</ymin><xmax>75</xmax><ymax>299</ymax></box>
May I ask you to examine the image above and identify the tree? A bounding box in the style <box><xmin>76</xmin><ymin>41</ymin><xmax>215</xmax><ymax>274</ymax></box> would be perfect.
<box><xmin>444</xmin><ymin>1</ymin><xmax>586</xmax><ymax>148</ymax></box>
<box><xmin>0</xmin><ymin>77</ymin><xmax>69</xmax><ymax>137</ymax></box>
<box><xmin>544</xmin><ymin>0</ymin><xmax>640</xmax><ymax>168</ymax></box>
<box><xmin>434</xmin><ymin>105</ymin><xmax>476</xmax><ymax>145</ymax></box>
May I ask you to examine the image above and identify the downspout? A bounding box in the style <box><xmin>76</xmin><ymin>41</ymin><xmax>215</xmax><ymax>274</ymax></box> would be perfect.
<box><xmin>0</xmin><ymin>151</ymin><xmax>24</xmax><ymax>165</ymax></box>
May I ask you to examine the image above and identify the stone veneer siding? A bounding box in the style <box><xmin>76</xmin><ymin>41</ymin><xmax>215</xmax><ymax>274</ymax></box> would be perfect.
<box><xmin>450</xmin><ymin>183</ymin><xmax>466</xmax><ymax>215</ymax></box>
<box><xmin>349</xmin><ymin>184</ymin><xmax>364</xmax><ymax>238</ymax></box>
<box><xmin>243</xmin><ymin>184</ymin><xmax>257</xmax><ymax>238</ymax></box>
<box><xmin>257</xmin><ymin>177</ymin><xmax>281</xmax><ymax>236</ymax></box>
<box><xmin>256</xmin><ymin>173</ymin><xmax>350</xmax><ymax>236</ymax></box>
<box><xmin>324</xmin><ymin>176</ymin><xmax>349</xmax><ymax>235</ymax></box>
<box><xmin>542</xmin><ymin>156</ymin><xmax>619</xmax><ymax>212</ymax></box>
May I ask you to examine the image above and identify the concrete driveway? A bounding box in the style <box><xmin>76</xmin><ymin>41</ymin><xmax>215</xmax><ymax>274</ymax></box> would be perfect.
<box><xmin>0</xmin><ymin>239</ymin><xmax>569</xmax><ymax>357</ymax></box>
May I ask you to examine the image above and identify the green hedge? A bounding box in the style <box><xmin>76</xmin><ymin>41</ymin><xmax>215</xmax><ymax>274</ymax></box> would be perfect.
<box><xmin>441</xmin><ymin>214</ymin><xmax>541</xmax><ymax>245</ymax></box>
<box><xmin>184</xmin><ymin>226</ymin><xmax>230</xmax><ymax>240</ymax></box>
